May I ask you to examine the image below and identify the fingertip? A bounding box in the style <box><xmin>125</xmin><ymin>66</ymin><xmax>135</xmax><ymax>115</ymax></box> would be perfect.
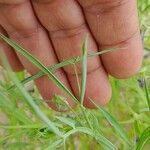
<box><xmin>83</xmin><ymin>81</ymin><xmax>112</xmax><ymax>109</ymax></box>
<box><xmin>101</xmin><ymin>34</ymin><xmax>143</xmax><ymax>79</ymax></box>
<box><xmin>108</xmin><ymin>60</ymin><xmax>142</xmax><ymax>79</ymax></box>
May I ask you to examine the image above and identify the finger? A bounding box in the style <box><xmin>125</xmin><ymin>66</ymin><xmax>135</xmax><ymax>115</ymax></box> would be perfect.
<box><xmin>0</xmin><ymin>0</ymin><xmax>25</xmax><ymax>4</ymax></box>
<box><xmin>0</xmin><ymin>25</ymin><xmax>24</xmax><ymax>71</ymax></box>
<box><xmin>32</xmin><ymin>0</ymin><xmax>112</xmax><ymax>107</ymax></box>
<box><xmin>77</xmin><ymin>0</ymin><xmax>143</xmax><ymax>78</ymax></box>
<box><xmin>0</xmin><ymin>0</ymin><xmax>75</xmax><ymax>110</ymax></box>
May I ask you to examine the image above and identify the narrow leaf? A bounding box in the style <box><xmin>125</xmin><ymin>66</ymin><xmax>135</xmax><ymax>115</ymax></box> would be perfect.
<box><xmin>64</xmin><ymin>127</ymin><xmax>117</xmax><ymax>150</ymax></box>
<box><xmin>90</xmin><ymin>98</ymin><xmax>131</xmax><ymax>145</ymax></box>
<box><xmin>0</xmin><ymin>49</ymin><xmax>62</xmax><ymax>137</ymax></box>
<box><xmin>56</xmin><ymin>116</ymin><xmax>76</xmax><ymax>129</ymax></box>
<box><xmin>80</xmin><ymin>36</ymin><xmax>88</xmax><ymax>105</ymax></box>
<box><xmin>9</xmin><ymin>49</ymin><xmax>118</xmax><ymax>90</ymax></box>
<box><xmin>0</xmin><ymin>33</ymin><xmax>78</xmax><ymax>103</ymax></box>
<box><xmin>144</xmin><ymin>77</ymin><xmax>150</xmax><ymax>110</ymax></box>
<box><xmin>136</xmin><ymin>127</ymin><xmax>150</xmax><ymax>150</ymax></box>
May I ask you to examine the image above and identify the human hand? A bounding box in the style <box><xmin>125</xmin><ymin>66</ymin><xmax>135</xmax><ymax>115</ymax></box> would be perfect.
<box><xmin>0</xmin><ymin>0</ymin><xmax>143</xmax><ymax>110</ymax></box>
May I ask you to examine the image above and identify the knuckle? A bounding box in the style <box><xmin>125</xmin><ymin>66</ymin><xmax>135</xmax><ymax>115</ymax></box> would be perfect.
<box><xmin>8</xmin><ymin>25</ymin><xmax>42</xmax><ymax>40</ymax></box>
<box><xmin>50</xmin><ymin>24</ymin><xmax>86</xmax><ymax>39</ymax></box>
<box><xmin>32</xmin><ymin>0</ymin><xmax>84</xmax><ymax>34</ymax></box>
<box><xmin>32</xmin><ymin>0</ymin><xmax>54</xmax><ymax>4</ymax></box>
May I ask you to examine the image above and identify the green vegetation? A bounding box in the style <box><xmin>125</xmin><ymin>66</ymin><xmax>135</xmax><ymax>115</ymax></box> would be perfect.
<box><xmin>0</xmin><ymin>0</ymin><xmax>150</xmax><ymax>149</ymax></box>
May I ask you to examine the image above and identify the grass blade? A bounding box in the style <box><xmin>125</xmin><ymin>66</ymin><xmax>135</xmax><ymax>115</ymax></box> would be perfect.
<box><xmin>56</xmin><ymin>116</ymin><xmax>76</xmax><ymax>129</ymax></box>
<box><xmin>8</xmin><ymin>49</ymin><xmax>118</xmax><ymax>90</ymax></box>
<box><xmin>0</xmin><ymin>49</ymin><xmax>62</xmax><ymax>137</ymax></box>
<box><xmin>44</xmin><ymin>139</ymin><xmax>63</xmax><ymax>150</ymax></box>
<box><xmin>90</xmin><ymin>98</ymin><xmax>131</xmax><ymax>146</ymax></box>
<box><xmin>0</xmin><ymin>124</ymin><xmax>42</xmax><ymax>129</ymax></box>
<box><xmin>64</xmin><ymin>127</ymin><xmax>117</xmax><ymax>150</ymax></box>
<box><xmin>80</xmin><ymin>36</ymin><xmax>88</xmax><ymax>105</ymax></box>
<box><xmin>0</xmin><ymin>33</ymin><xmax>78</xmax><ymax>103</ymax></box>
<box><xmin>144</xmin><ymin>77</ymin><xmax>150</xmax><ymax>110</ymax></box>
<box><xmin>0</xmin><ymin>92</ymin><xmax>33</xmax><ymax>124</ymax></box>
<box><xmin>136</xmin><ymin>127</ymin><xmax>150</xmax><ymax>150</ymax></box>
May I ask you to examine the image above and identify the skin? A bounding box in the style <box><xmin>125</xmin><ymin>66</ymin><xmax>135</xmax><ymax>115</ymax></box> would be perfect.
<box><xmin>0</xmin><ymin>0</ymin><xmax>143</xmax><ymax>110</ymax></box>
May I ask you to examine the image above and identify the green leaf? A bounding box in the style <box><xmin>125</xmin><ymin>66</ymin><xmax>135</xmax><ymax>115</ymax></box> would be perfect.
<box><xmin>44</xmin><ymin>139</ymin><xmax>63</xmax><ymax>150</ymax></box>
<box><xmin>56</xmin><ymin>116</ymin><xmax>76</xmax><ymax>129</ymax></box>
<box><xmin>0</xmin><ymin>33</ymin><xmax>78</xmax><ymax>104</ymax></box>
<box><xmin>90</xmin><ymin>98</ymin><xmax>131</xmax><ymax>146</ymax></box>
<box><xmin>0</xmin><ymin>49</ymin><xmax>62</xmax><ymax>137</ymax></box>
<box><xmin>80</xmin><ymin>36</ymin><xmax>88</xmax><ymax>105</ymax></box>
<box><xmin>136</xmin><ymin>127</ymin><xmax>150</xmax><ymax>150</ymax></box>
<box><xmin>8</xmin><ymin>49</ymin><xmax>117</xmax><ymax>90</ymax></box>
<box><xmin>144</xmin><ymin>77</ymin><xmax>150</xmax><ymax>110</ymax></box>
<box><xmin>0</xmin><ymin>92</ymin><xmax>32</xmax><ymax>125</ymax></box>
<box><xmin>64</xmin><ymin>127</ymin><xmax>117</xmax><ymax>150</ymax></box>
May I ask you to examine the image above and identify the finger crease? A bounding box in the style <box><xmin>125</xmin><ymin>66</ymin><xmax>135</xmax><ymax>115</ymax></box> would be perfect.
<box><xmin>50</xmin><ymin>23</ymin><xmax>87</xmax><ymax>39</ymax></box>
<box><xmin>83</xmin><ymin>0</ymin><xmax>129</xmax><ymax>15</ymax></box>
<box><xmin>100</xmin><ymin>28</ymin><xmax>139</xmax><ymax>47</ymax></box>
<box><xmin>7</xmin><ymin>25</ymin><xmax>43</xmax><ymax>40</ymax></box>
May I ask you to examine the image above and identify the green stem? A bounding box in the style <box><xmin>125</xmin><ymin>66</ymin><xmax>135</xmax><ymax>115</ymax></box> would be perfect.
<box><xmin>144</xmin><ymin>77</ymin><xmax>150</xmax><ymax>111</ymax></box>
<box><xmin>80</xmin><ymin>105</ymin><xmax>93</xmax><ymax>129</ymax></box>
